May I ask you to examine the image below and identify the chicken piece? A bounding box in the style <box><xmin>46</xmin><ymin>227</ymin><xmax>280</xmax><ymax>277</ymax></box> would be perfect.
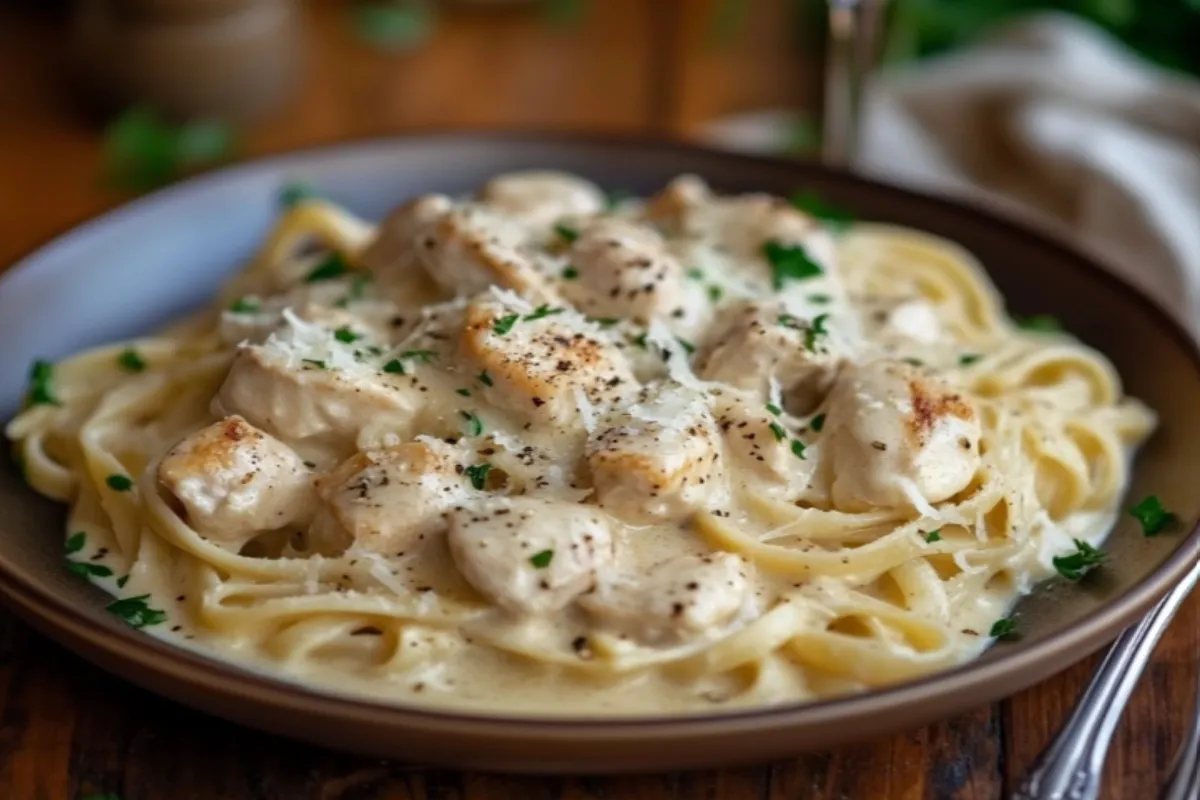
<box><xmin>459</xmin><ymin>296</ymin><xmax>636</xmax><ymax>427</ymax></box>
<box><xmin>712</xmin><ymin>393</ymin><xmax>813</xmax><ymax>491</ymax></box>
<box><xmin>558</xmin><ymin>218</ymin><xmax>704</xmax><ymax>327</ymax></box>
<box><xmin>581</xmin><ymin>553</ymin><xmax>752</xmax><ymax>644</ymax></box>
<box><xmin>824</xmin><ymin>359</ymin><xmax>982</xmax><ymax>511</ymax></box>
<box><xmin>158</xmin><ymin>416</ymin><xmax>314</xmax><ymax>552</ymax></box>
<box><xmin>642</xmin><ymin>174</ymin><xmax>712</xmax><ymax>233</ymax></box>
<box><xmin>586</xmin><ymin>384</ymin><xmax>724</xmax><ymax>523</ymax></box>
<box><xmin>859</xmin><ymin>295</ymin><xmax>942</xmax><ymax>346</ymax></box>
<box><xmin>446</xmin><ymin>496</ymin><xmax>615</xmax><ymax>615</ymax></box>
<box><xmin>413</xmin><ymin>204</ymin><xmax>558</xmax><ymax>300</ymax></box>
<box><xmin>477</xmin><ymin>171</ymin><xmax>606</xmax><ymax>230</ymax></box>
<box><xmin>213</xmin><ymin>310</ymin><xmax>425</xmax><ymax>461</ymax></box>
<box><xmin>360</xmin><ymin>194</ymin><xmax>454</xmax><ymax>274</ymax></box>
<box><xmin>695</xmin><ymin>300</ymin><xmax>842</xmax><ymax>411</ymax></box>
<box><xmin>309</xmin><ymin>439</ymin><xmax>471</xmax><ymax>555</ymax></box>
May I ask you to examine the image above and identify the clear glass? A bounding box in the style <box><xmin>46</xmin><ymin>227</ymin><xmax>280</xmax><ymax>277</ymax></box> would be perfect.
<box><xmin>822</xmin><ymin>0</ymin><xmax>888</xmax><ymax>167</ymax></box>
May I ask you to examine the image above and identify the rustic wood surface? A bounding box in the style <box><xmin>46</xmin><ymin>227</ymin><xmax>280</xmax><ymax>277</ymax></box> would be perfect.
<box><xmin>0</xmin><ymin>2</ymin><xmax>1195</xmax><ymax>798</ymax></box>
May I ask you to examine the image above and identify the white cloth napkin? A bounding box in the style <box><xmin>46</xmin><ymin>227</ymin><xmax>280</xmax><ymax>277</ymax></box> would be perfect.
<box><xmin>698</xmin><ymin>12</ymin><xmax>1200</xmax><ymax>327</ymax></box>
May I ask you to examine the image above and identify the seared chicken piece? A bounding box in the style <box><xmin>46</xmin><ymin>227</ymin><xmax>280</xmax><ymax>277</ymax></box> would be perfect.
<box><xmin>695</xmin><ymin>300</ymin><xmax>842</xmax><ymax>411</ymax></box>
<box><xmin>360</xmin><ymin>194</ymin><xmax>454</xmax><ymax>275</ymax></box>
<box><xmin>642</xmin><ymin>174</ymin><xmax>712</xmax><ymax>233</ymax></box>
<box><xmin>309</xmin><ymin>439</ymin><xmax>471</xmax><ymax>555</ymax></box>
<box><xmin>559</xmin><ymin>217</ymin><xmax>704</xmax><ymax>327</ymax></box>
<box><xmin>446</xmin><ymin>496</ymin><xmax>615</xmax><ymax>614</ymax></box>
<box><xmin>586</xmin><ymin>384</ymin><xmax>724</xmax><ymax>523</ymax></box>
<box><xmin>459</xmin><ymin>296</ymin><xmax>636</xmax><ymax>428</ymax></box>
<box><xmin>413</xmin><ymin>204</ymin><xmax>558</xmax><ymax>300</ymax></box>
<box><xmin>477</xmin><ymin>171</ymin><xmax>606</xmax><ymax>230</ymax></box>
<box><xmin>214</xmin><ymin>311</ymin><xmax>425</xmax><ymax>460</ymax></box>
<box><xmin>824</xmin><ymin>359</ymin><xmax>982</xmax><ymax>511</ymax></box>
<box><xmin>712</xmin><ymin>393</ymin><xmax>812</xmax><ymax>490</ymax></box>
<box><xmin>581</xmin><ymin>553</ymin><xmax>752</xmax><ymax>644</ymax></box>
<box><xmin>158</xmin><ymin>416</ymin><xmax>314</xmax><ymax>552</ymax></box>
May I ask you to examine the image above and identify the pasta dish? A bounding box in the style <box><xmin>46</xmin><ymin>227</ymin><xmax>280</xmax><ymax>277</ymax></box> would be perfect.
<box><xmin>6</xmin><ymin>172</ymin><xmax>1156</xmax><ymax>715</ymax></box>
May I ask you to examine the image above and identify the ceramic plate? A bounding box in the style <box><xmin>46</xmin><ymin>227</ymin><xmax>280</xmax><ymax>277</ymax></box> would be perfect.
<box><xmin>1</xmin><ymin>134</ymin><xmax>1198</xmax><ymax>773</ymax></box>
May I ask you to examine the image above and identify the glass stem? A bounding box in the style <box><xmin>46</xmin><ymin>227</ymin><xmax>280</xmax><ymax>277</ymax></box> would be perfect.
<box><xmin>822</xmin><ymin>0</ymin><xmax>885</xmax><ymax>168</ymax></box>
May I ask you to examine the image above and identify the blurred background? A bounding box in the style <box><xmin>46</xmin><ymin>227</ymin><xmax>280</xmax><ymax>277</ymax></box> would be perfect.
<box><xmin>3</xmin><ymin>0</ymin><xmax>1200</xmax><ymax>308</ymax></box>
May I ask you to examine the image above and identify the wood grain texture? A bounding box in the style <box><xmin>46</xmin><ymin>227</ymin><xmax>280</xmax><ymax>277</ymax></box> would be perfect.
<box><xmin>0</xmin><ymin>3</ymin><xmax>1194</xmax><ymax>798</ymax></box>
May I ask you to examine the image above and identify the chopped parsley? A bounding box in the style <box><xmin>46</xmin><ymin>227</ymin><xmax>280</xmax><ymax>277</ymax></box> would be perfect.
<box><xmin>279</xmin><ymin>181</ymin><xmax>318</xmax><ymax>208</ymax></box>
<box><xmin>116</xmin><ymin>575</ymin><xmax>130</xmax><ymax>589</ymax></box>
<box><xmin>493</xmin><ymin>314</ymin><xmax>520</xmax><ymax>335</ymax></box>
<box><xmin>766</xmin><ymin>403</ymin><xmax>782</xmax><ymax>416</ymax></box>
<box><xmin>336</xmin><ymin>272</ymin><xmax>372</xmax><ymax>307</ymax></box>
<box><xmin>778</xmin><ymin>313</ymin><xmax>803</xmax><ymax>330</ymax></box>
<box><xmin>66</xmin><ymin>531</ymin><xmax>86</xmax><ymax>555</ymax></box>
<box><xmin>400</xmin><ymin>349</ymin><xmax>435</xmax><ymax>363</ymax></box>
<box><xmin>631</xmin><ymin>333</ymin><xmax>649</xmax><ymax>350</ymax></box>
<box><xmin>592</xmin><ymin>317</ymin><xmax>621</xmax><ymax>328</ymax></box>
<box><xmin>106</xmin><ymin>594</ymin><xmax>167</xmax><ymax>628</ymax></box>
<box><xmin>959</xmin><ymin>353</ymin><xmax>983</xmax><ymax>366</ymax></box>
<box><xmin>808</xmin><ymin>293</ymin><xmax>832</xmax><ymax>304</ymax></box>
<box><xmin>1016</xmin><ymin>314</ymin><xmax>1062</xmax><ymax>333</ymax></box>
<box><xmin>604</xmin><ymin>189</ymin><xmax>632</xmax><ymax>211</ymax></box>
<box><xmin>763</xmin><ymin>240</ymin><xmax>823</xmax><ymax>289</ymax></box>
<box><xmin>804</xmin><ymin>313</ymin><xmax>830</xmax><ymax>352</ymax></box>
<box><xmin>554</xmin><ymin>223</ymin><xmax>579</xmax><ymax>243</ymax></box>
<box><xmin>707</xmin><ymin>285</ymin><xmax>724</xmax><ymax>303</ymax></box>
<box><xmin>304</xmin><ymin>252</ymin><xmax>349</xmax><ymax>283</ymax></box>
<box><xmin>67</xmin><ymin>560</ymin><xmax>114</xmax><ymax>579</ymax></box>
<box><xmin>922</xmin><ymin>529</ymin><xmax>942</xmax><ymax>543</ymax></box>
<box><xmin>117</xmin><ymin>349</ymin><xmax>146</xmax><ymax>372</ymax></box>
<box><xmin>790</xmin><ymin>439</ymin><xmax>807</xmax><ymax>460</ymax></box>
<box><xmin>333</xmin><ymin>326</ymin><xmax>361</xmax><ymax>344</ymax></box>
<box><xmin>464</xmin><ymin>462</ymin><xmax>492</xmax><ymax>490</ymax></box>
<box><xmin>1053</xmin><ymin>539</ymin><xmax>1108</xmax><ymax>581</ymax></box>
<box><xmin>1129</xmin><ymin>495</ymin><xmax>1176</xmax><ymax>536</ymax></box>
<box><xmin>455</xmin><ymin>388</ymin><xmax>471</xmax><ymax>397</ymax></box>
<box><xmin>561</xmin><ymin>266</ymin><xmax>580</xmax><ymax>280</ymax></box>
<box><xmin>989</xmin><ymin>616</ymin><xmax>1018</xmax><ymax>639</ymax></box>
<box><xmin>478</xmin><ymin>370</ymin><xmax>494</xmax><ymax>387</ymax></box>
<box><xmin>768</xmin><ymin>422</ymin><xmax>786</xmax><ymax>442</ymax></box>
<box><xmin>523</xmin><ymin>304</ymin><xmax>565</xmax><ymax>322</ymax></box>
<box><xmin>530</xmin><ymin>549</ymin><xmax>554</xmax><ymax>569</ymax></box>
<box><xmin>809</xmin><ymin>413</ymin><xmax>826</xmax><ymax>433</ymax></box>
<box><xmin>686</xmin><ymin>268</ymin><xmax>705</xmax><ymax>281</ymax></box>
<box><xmin>459</xmin><ymin>411</ymin><xmax>483</xmax><ymax>437</ymax></box>
<box><xmin>27</xmin><ymin>360</ymin><xmax>59</xmax><ymax>407</ymax></box>
<box><xmin>105</xmin><ymin>474</ymin><xmax>134</xmax><ymax>492</ymax></box>
<box><xmin>676</xmin><ymin>337</ymin><xmax>696</xmax><ymax>356</ymax></box>
<box><xmin>228</xmin><ymin>297</ymin><xmax>260</xmax><ymax>314</ymax></box>
<box><xmin>788</xmin><ymin>190</ymin><xmax>855</xmax><ymax>231</ymax></box>
<box><xmin>382</xmin><ymin>359</ymin><xmax>406</xmax><ymax>375</ymax></box>
<box><xmin>301</xmin><ymin>359</ymin><xmax>327</xmax><ymax>369</ymax></box>
<box><xmin>902</xmin><ymin>357</ymin><xmax>924</xmax><ymax>367</ymax></box>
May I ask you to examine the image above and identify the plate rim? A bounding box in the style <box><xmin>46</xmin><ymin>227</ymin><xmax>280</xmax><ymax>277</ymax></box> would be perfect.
<box><xmin>2</xmin><ymin>130</ymin><xmax>1198</xmax><ymax>736</ymax></box>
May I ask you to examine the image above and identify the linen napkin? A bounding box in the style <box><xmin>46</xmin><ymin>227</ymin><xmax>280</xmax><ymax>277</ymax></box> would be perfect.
<box><xmin>698</xmin><ymin>12</ymin><xmax>1200</xmax><ymax>327</ymax></box>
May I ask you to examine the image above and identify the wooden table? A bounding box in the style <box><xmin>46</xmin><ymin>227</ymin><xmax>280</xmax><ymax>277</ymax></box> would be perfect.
<box><xmin>0</xmin><ymin>3</ymin><xmax>1195</xmax><ymax>798</ymax></box>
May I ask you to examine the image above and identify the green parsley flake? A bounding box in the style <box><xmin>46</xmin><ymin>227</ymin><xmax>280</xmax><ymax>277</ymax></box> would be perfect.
<box><xmin>768</xmin><ymin>422</ymin><xmax>786</xmax><ymax>442</ymax></box>
<box><xmin>766</xmin><ymin>403</ymin><xmax>782</xmax><ymax>416</ymax></box>
<box><xmin>676</xmin><ymin>338</ymin><xmax>696</xmax><ymax>356</ymax></box>
<box><xmin>27</xmin><ymin>360</ymin><xmax>59</xmax><ymax>407</ymax></box>
<box><xmin>707</xmin><ymin>285</ymin><xmax>724</xmax><ymax>303</ymax></box>
<box><xmin>455</xmin><ymin>388</ymin><xmax>471</xmax><ymax>397</ymax></box>
<box><xmin>493</xmin><ymin>314</ymin><xmax>520</xmax><ymax>335</ymax></box>
<box><xmin>1052</xmin><ymin>539</ymin><xmax>1108</xmax><ymax>581</ymax></box>
<box><xmin>106</xmin><ymin>594</ymin><xmax>167</xmax><ymax>628</ymax></box>
<box><xmin>337</xmin><ymin>272</ymin><xmax>372</xmax><ymax>307</ymax></box>
<box><xmin>301</xmin><ymin>359</ymin><xmax>327</xmax><ymax>370</ymax></box>
<box><xmin>989</xmin><ymin>616</ymin><xmax>1018</xmax><ymax>639</ymax></box>
<box><xmin>116</xmin><ymin>575</ymin><xmax>130</xmax><ymax>589</ymax></box>
<box><xmin>478</xmin><ymin>370</ymin><xmax>494</xmax><ymax>387</ymax></box>
<box><xmin>399</xmin><ymin>349</ymin><xmax>435</xmax><ymax>364</ymax></box>
<box><xmin>604</xmin><ymin>189</ymin><xmax>632</xmax><ymax>211</ymax></box>
<box><xmin>1016</xmin><ymin>314</ymin><xmax>1063</xmax><ymax>333</ymax></box>
<box><xmin>1129</xmin><ymin>495</ymin><xmax>1176</xmax><ymax>536</ymax></box>
<box><xmin>66</xmin><ymin>531</ymin><xmax>86</xmax><ymax>555</ymax></box>
<box><xmin>788</xmin><ymin>190</ymin><xmax>855</xmax><ymax>230</ymax></box>
<box><xmin>460</xmin><ymin>411</ymin><xmax>483</xmax><ymax>437</ymax></box>
<box><xmin>686</xmin><ymin>268</ymin><xmax>704</xmax><ymax>281</ymax></box>
<box><xmin>807</xmin><ymin>293</ymin><xmax>832</xmax><ymax>304</ymax></box>
<box><xmin>229</xmin><ymin>297</ymin><xmax>260</xmax><ymax>314</ymax></box>
<box><xmin>106</xmin><ymin>474</ymin><xmax>134</xmax><ymax>492</ymax></box>
<box><xmin>523</xmin><ymin>305</ymin><xmax>565</xmax><ymax>322</ymax></box>
<box><xmin>464</xmin><ymin>462</ymin><xmax>492</xmax><ymax>490</ymax></box>
<box><xmin>631</xmin><ymin>333</ymin><xmax>649</xmax><ymax>350</ymax></box>
<box><xmin>554</xmin><ymin>223</ymin><xmax>579</xmax><ymax>243</ymax></box>
<box><xmin>593</xmin><ymin>317</ymin><xmax>621</xmax><ymax>328</ymax></box>
<box><xmin>67</xmin><ymin>561</ymin><xmax>114</xmax><ymax>579</ymax></box>
<box><xmin>790</xmin><ymin>439</ymin><xmax>807</xmax><ymax>460</ymax></box>
<box><xmin>561</xmin><ymin>266</ymin><xmax>580</xmax><ymax>280</ymax></box>
<box><xmin>279</xmin><ymin>181</ymin><xmax>318</xmax><ymax>208</ymax></box>
<box><xmin>922</xmin><ymin>529</ymin><xmax>942</xmax><ymax>544</ymax></box>
<box><xmin>959</xmin><ymin>353</ymin><xmax>983</xmax><ymax>366</ymax></box>
<box><xmin>333</xmin><ymin>326</ymin><xmax>361</xmax><ymax>344</ymax></box>
<box><xmin>902</xmin><ymin>357</ymin><xmax>924</xmax><ymax>367</ymax></box>
<box><xmin>763</xmin><ymin>240</ymin><xmax>824</xmax><ymax>290</ymax></box>
<box><xmin>304</xmin><ymin>252</ymin><xmax>349</xmax><ymax>283</ymax></box>
<box><xmin>530</xmin><ymin>549</ymin><xmax>554</xmax><ymax>569</ymax></box>
<box><xmin>810</xmin><ymin>413</ymin><xmax>826</xmax><ymax>433</ymax></box>
<box><xmin>382</xmin><ymin>359</ymin><xmax>406</xmax><ymax>375</ymax></box>
<box><xmin>804</xmin><ymin>313</ymin><xmax>830</xmax><ymax>352</ymax></box>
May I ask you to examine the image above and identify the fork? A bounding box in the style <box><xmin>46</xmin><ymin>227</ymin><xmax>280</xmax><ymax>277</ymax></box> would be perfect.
<box><xmin>1013</xmin><ymin>555</ymin><xmax>1200</xmax><ymax>800</ymax></box>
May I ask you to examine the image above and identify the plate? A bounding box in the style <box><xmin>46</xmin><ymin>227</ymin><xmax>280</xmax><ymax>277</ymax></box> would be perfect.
<box><xmin>1</xmin><ymin>133</ymin><xmax>1198</xmax><ymax>773</ymax></box>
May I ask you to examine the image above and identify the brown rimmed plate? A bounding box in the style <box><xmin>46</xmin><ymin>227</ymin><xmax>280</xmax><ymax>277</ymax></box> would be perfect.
<box><xmin>1</xmin><ymin>134</ymin><xmax>1198</xmax><ymax>773</ymax></box>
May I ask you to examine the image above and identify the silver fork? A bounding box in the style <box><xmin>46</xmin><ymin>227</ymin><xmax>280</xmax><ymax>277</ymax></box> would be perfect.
<box><xmin>1013</xmin><ymin>555</ymin><xmax>1200</xmax><ymax>800</ymax></box>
